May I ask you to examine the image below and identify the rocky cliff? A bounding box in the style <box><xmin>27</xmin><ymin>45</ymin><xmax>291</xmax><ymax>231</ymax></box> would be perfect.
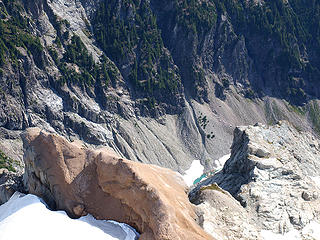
<box><xmin>22</xmin><ymin>127</ymin><xmax>213</xmax><ymax>240</ymax></box>
<box><xmin>190</xmin><ymin>121</ymin><xmax>320</xmax><ymax>239</ymax></box>
<box><xmin>2</xmin><ymin>119</ymin><xmax>320</xmax><ymax>239</ymax></box>
<box><xmin>17</xmin><ymin>120</ymin><xmax>320</xmax><ymax>239</ymax></box>
<box><xmin>0</xmin><ymin>0</ymin><xmax>320</xmax><ymax>174</ymax></box>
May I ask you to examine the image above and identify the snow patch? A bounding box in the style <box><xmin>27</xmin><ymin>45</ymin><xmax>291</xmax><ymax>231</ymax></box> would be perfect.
<box><xmin>311</xmin><ymin>176</ymin><xmax>320</xmax><ymax>188</ymax></box>
<box><xmin>182</xmin><ymin>160</ymin><xmax>204</xmax><ymax>187</ymax></box>
<box><xmin>214</xmin><ymin>153</ymin><xmax>231</xmax><ymax>169</ymax></box>
<box><xmin>0</xmin><ymin>192</ymin><xmax>139</xmax><ymax>240</ymax></box>
<box><xmin>261</xmin><ymin>229</ymin><xmax>300</xmax><ymax>240</ymax></box>
<box><xmin>302</xmin><ymin>221</ymin><xmax>320</xmax><ymax>239</ymax></box>
<box><xmin>261</xmin><ymin>221</ymin><xmax>320</xmax><ymax>240</ymax></box>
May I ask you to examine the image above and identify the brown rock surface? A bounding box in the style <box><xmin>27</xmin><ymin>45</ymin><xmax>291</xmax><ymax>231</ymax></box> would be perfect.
<box><xmin>22</xmin><ymin>128</ymin><xmax>212</xmax><ymax>240</ymax></box>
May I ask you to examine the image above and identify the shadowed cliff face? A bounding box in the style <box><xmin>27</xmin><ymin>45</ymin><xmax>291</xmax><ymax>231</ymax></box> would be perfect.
<box><xmin>155</xmin><ymin>0</ymin><xmax>320</xmax><ymax>104</ymax></box>
<box><xmin>0</xmin><ymin>0</ymin><xmax>320</xmax><ymax>172</ymax></box>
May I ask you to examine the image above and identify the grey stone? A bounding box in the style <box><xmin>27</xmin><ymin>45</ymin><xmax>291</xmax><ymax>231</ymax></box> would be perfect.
<box><xmin>0</xmin><ymin>171</ymin><xmax>25</xmax><ymax>205</ymax></box>
<box><xmin>190</xmin><ymin>121</ymin><xmax>320</xmax><ymax>237</ymax></box>
<box><xmin>1</xmin><ymin>0</ymin><xmax>320</xmax><ymax>176</ymax></box>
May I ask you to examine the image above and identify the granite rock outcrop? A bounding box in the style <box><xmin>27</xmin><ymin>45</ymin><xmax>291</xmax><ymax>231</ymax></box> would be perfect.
<box><xmin>191</xmin><ymin>121</ymin><xmax>320</xmax><ymax>238</ymax></box>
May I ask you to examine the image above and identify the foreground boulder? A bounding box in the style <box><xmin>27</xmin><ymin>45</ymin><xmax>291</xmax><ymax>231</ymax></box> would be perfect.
<box><xmin>191</xmin><ymin>121</ymin><xmax>320</xmax><ymax>238</ymax></box>
<box><xmin>192</xmin><ymin>183</ymin><xmax>261</xmax><ymax>240</ymax></box>
<box><xmin>22</xmin><ymin>128</ymin><xmax>212</xmax><ymax>240</ymax></box>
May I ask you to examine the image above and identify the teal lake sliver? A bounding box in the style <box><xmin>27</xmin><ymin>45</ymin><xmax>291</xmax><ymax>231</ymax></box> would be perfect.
<box><xmin>193</xmin><ymin>173</ymin><xmax>208</xmax><ymax>185</ymax></box>
<box><xmin>193</xmin><ymin>168</ymin><xmax>223</xmax><ymax>185</ymax></box>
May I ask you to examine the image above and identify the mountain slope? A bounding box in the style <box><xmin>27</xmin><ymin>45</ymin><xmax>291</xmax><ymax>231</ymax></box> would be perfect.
<box><xmin>0</xmin><ymin>0</ymin><xmax>319</xmax><ymax>172</ymax></box>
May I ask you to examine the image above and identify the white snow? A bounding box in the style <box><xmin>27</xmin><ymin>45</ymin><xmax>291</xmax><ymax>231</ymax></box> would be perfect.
<box><xmin>182</xmin><ymin>154</ymin><xmax>230</xmax><ymax>187</ymax></box>
<box><xmin>182</xmin><ymin>160</ymin><xmax>204</xmax><ymax>187</ymax></box>
<box><xmin>261</xmin><ymin>229</ymin><xmax>300</xmax><ymax>240</ymax></box>
<box><xmin>0</xmin><ymin>192</ymin><xmax>139</xmax><ymax>240</ymax></box>
<box><xmin>261</xmin><ymin>221</ymin><xmax>320</xmax><ymax>240</ymax></box>
<box><xmin>302</xmin><ymin>221</ymin><xmax>320</xmax><ymax>239</ymax></box>
<box><xmin>311</xmin><ymin>176</ymin><xmax>320</xmax><ymax>188</ymax></box>
<box><xmin>214</xmin><ymin>154</ymin><xmax>230</xmax><ymax>170</ymax></box>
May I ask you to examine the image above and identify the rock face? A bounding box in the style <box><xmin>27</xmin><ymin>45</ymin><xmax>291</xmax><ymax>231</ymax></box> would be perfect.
<box><xmin>193</xmin><ymin>183</ymin><xmax>261</xmax><ymax>240</ymax></box>
<box><xmin>1</xmin><ymin>0</ymin><xmax>320</xmax><ymax>175</ymax></box>
<box><xmin>0</xmin><ymin>170</ymin><xmax>24</xmax><ymax>205</ymax></box>
<box><xmin>22</xmin><ymin>128</ymin><xmax>212</xmax><ymax>240</ymax></box>
<box><xmin>191</xmin><ymin>121</ymin><xmax>320</xmax><ymax>238</ymax></box>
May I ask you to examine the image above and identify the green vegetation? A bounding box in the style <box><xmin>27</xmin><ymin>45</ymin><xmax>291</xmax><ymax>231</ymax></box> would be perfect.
<box><xmin>58</xmin><ymin>35</ymin><xmax>96</xmax><ymax>87</ymax></box>
<box><xmin>92</xmin><ymin>0</ymin><xmax>180</xmax><ymax>97</ymax></box>
<box><xmin>45</xmin><ymin>12</ymin><xmax>120</xmax><ymax>90</ymax></box>
<box><xmin>308</xmin><ymin>101</ymin><xmax>320</xmax><ymax>135</ymax></box>
<box><xmin>197</xmin><ymin>113</ymin><xmax>215</xmax><ymax>138</ymax></box>
<box><xmin>198</xmin><ymin>113</ymin><xmax>209</xmax><ymax>129</ymax></box>
<box><xmin>212</xmin><ymin>0</ymin><xmax>316</xmax><ymax>68</ymax></box>
<box><xmin>287</xmin><ymin>103</ymin><xmax>306</xmax><ymax>116</ymax></box>
<box><xmin>221</xmin><ymin>0</ymin><xmax>319</xmax><ymax>102</ymax></box>
<box><xmin>47</xmin><ymin>34</ymin><xmax>118</xmax><ymax>89</ymax></box>
<box><xmin>175</xmin><ymin>0</ymin><xmax>320</xmax><ymax>103</ymax></box>
<box><xmin>175</xmin><ymin>0</ymin><xmax>217</xmax><ymax>36</ymax></box>
<box><xmin>265</xmin><ymin>101</ymin><xmax>288</xmax><ymax>125</ymax></box>
<box><xmin>207</xmin><ymin>132</ymin><xmax>215</xmax><ymax>139</ymax></box>
<box><xmin>245</xmin><ymin>88</ymin><xmax>255</xmax><ymax>99</ymax></box>
<box><xmin>0</xmin><ymin>0</ymin><xmax>43</xmax><ymax>69</ymax></box>
<box><xmin>0</xmin><ymin>150</ymin><xmax>16</xmax><ymax>172</ymax></box>
<box><xmin>200</xmin><ymin>183</ymin><xmax>227</xmax><ymax>195</ymax></box>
